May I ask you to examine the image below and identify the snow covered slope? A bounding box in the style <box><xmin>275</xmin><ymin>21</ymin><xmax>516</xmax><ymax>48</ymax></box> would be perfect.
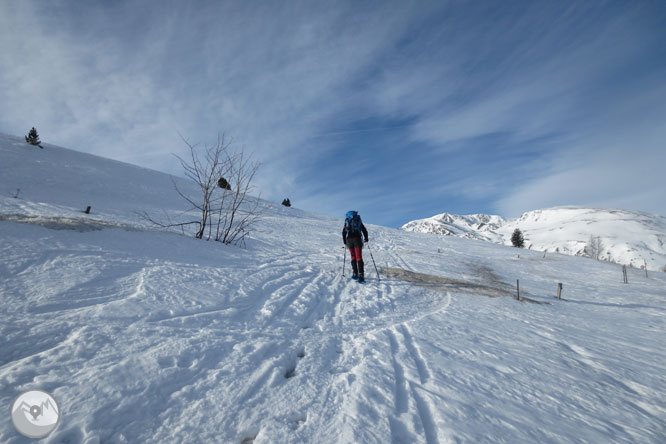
<box><xmin>2</xmin><ymin>133</ymin><xmax>666</xmax><ymax>443</ymax></box>
<box><xmin>404</xmin><ymin>207</ymin><xmax>666</xmax><ymax>271</ymax></box>
<box><xmin>0</xmin><ymin>133</ymin><xmax>185</xmax><ymax>221</ymax></box>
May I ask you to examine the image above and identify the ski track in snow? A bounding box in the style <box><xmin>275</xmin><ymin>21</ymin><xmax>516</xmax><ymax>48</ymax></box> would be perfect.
<box><xmin>2</xmin><ymin>219</ymin><xmax>665</xmax><ymax>443</ymax></box>
<box><xmin>2</xmin><ymin>135</ymin><xmax>666</xmax><ymax>443</ymax></box>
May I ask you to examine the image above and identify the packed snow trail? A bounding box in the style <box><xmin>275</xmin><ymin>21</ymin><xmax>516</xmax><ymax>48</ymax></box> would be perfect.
<box><xmin>1</xmin><ymin>219</ymin><xmax>457</xmax><ymax>443</ymax></box>
<box><xmin>2</xmin><ymin>135</ymin><xmax>666</xmax><ymax>443</ymax></box>
<box><xmin>2</xmin><ymin>216</ymin><xmax>665</xmax><ymax>443</ymax></box>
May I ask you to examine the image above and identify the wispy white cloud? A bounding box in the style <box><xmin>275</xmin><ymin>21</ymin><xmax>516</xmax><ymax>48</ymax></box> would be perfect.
<box><xmin>497</xmin><ymin>81</ymin><xmax>666</xmax><ymax>217</ymax></box>
<box><xmin>1</xmin><ymin>1</ymin><xmax>438</xmax><ymax>198</ymax></box>
<box><xmin>1</xmin><ymin>1</ymin><xmax>665</xmax><ymax>226</ymax></box>
<box><xmin>357</xmin><ymin>1</ymin><xmax>666</xmax><ymax>221</ymax></box>
<box><xmin>0</xmin><ymin>1</ymin><xmax>190</xmax><ymax>172</ymax></box>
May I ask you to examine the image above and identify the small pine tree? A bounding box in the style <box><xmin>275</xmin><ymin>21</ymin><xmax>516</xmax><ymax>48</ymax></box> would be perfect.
<box><xmin>511</xmin><ymin>228</ymin><xmax>525</xmax><ymax>248</ymax></box>
<box><xmin>25</xmin><ymin>127</ymin><xmax>42</xmax><ymax>147</ymax></box>
<box><xmin>281</xmin><ymin>198</ymin><xmax>291</xmax><ymax>207</ymax></box>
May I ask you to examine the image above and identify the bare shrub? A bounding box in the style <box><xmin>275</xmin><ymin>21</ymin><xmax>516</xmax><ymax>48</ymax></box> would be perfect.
<box><xmin>585</xmin><ymin>235</ymin><xmax>604</xmax><ymax>260</ymax></box>
<box><xmin>145</xmin><ymin>134</ymin><xmax>261</xmax><ymax>246</ymax></box>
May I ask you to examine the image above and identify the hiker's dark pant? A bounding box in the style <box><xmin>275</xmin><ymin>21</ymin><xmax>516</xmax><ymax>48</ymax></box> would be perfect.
<box><xmin>346</xmin><ymin>237</ymin><xmax>363</xmax><ymax>262</ymax></box>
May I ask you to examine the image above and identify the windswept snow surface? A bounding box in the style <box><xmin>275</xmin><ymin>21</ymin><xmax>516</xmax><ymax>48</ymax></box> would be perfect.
<box><xmin>1</xmin><ymin>133</ymin><xmax>666</xmax><ymax>443</ymax></box>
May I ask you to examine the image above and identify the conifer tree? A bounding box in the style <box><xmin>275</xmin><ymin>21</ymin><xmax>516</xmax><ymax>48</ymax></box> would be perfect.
<box><xmin>511</xmin><ymin>228</ymin><xmax>525</xmax><ymax>248</ymax></box>
<box><xmin>25</xmin><ymin>127</ymin><xmax>42</xmax><ymax>148</ymax></box>
<box><xmin>282</xmin><ymin>198</ymin><xmax>291</xmax><ymax>207</ymax></box>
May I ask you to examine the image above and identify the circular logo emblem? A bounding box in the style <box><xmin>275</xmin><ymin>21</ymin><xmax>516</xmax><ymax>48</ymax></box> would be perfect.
<box><xmin>10</xmin><ymin>390</ymin><xmax>60</xmax><ymax>439</ymax></box>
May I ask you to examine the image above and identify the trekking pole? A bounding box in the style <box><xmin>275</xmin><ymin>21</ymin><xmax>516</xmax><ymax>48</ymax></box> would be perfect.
<box><xmin>342</xmin><ymin>247</ymin><xmax>346</xmax><ymax>277</ymax></box>
<box><xmin>366</xmin><ymin>242</ymin><xmax>380</xmax><ymax>282</ymax></box>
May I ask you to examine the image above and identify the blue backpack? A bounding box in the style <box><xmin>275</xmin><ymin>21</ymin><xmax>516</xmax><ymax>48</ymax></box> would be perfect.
<box><xmin>345</xmin><ymin>210</ymin><xmax>362</xmax><ymax>235</ymax></box>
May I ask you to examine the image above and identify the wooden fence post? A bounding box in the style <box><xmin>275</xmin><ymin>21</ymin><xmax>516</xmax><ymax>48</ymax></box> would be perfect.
<box><xmin>85</xmin><ymin>206</ymin><xmax>91</xmax><ymax>214</ymax></box>
<box><xmin>557</xmin><ymin>283</ymin><xmax>563</xmax><ymax>300</ymax></box>
<box><xmin>516</xmin><ymin>279</ymin><xmax>520</xmax><ymax>300</ymax></box>
<box><xmin>622</xmin><ymin>265</ymin><xmax>628</xmax><ymax>284</ymax></box>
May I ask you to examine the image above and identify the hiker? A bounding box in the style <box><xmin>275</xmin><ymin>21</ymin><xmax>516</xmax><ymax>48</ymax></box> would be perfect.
<box><xmin>343</xmin><ymin>210</ymin><xmax>369</xmax><ymax>283</ymax></box>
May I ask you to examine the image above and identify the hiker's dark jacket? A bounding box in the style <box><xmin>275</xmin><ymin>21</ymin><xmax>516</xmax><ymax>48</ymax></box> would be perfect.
<box><xmin>342</xmin><ymin>223</ymin><xmax>368</xmax><ymax>245</ymax></box>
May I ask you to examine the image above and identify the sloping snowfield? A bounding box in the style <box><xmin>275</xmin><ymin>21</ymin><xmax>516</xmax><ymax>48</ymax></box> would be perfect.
<box><xmin>1</xmin><ymin>135</ymin><xmax>665</xmax><ymax>443</ymax></box>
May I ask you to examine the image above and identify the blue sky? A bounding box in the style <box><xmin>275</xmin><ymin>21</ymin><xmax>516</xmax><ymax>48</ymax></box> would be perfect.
<box><xmin>1</xmin><ymin>0</ymin><xmax>665</xmax><ymax>227</ymax></box>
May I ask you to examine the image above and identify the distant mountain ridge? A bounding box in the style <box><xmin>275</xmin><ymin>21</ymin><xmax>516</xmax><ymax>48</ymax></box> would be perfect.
<box><xmin>402</xmin><ymin>207</ymin><xmax>666</xmax><ymax>271</ymax></box>
<box><xmin>402</xmin><ymin>213</ymin><xmax>505</xmax><ymax>241</ymax></box>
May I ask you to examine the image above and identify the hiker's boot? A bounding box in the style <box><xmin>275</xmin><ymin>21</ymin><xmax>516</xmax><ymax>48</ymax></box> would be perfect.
<box><xmin>358</xmin><ymin>261</ymin><xmax>365</xmax><ymax>283</ymax></box>
<box><xmin>351</xmin><ymin>260</ymin><xmax>359</xmax><ymax>280</ymax></box>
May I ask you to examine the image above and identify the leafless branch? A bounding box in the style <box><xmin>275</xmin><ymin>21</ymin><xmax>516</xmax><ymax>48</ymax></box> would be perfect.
<box><xmin>150</xmin><ymin>133</ymin><xmax>261</xmax><ymax>246</ymax></box>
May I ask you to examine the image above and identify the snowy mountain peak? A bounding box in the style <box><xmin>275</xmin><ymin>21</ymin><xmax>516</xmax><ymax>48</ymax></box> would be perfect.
<box><xmin>403</xmin><ymin>206</ymin><xmax>666</xmax><ymax>271</ymax></box>
<box><xmin>402</xmin><ymin>212</ymin><xmax>505</xmax><ymax>241</ymax></box>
